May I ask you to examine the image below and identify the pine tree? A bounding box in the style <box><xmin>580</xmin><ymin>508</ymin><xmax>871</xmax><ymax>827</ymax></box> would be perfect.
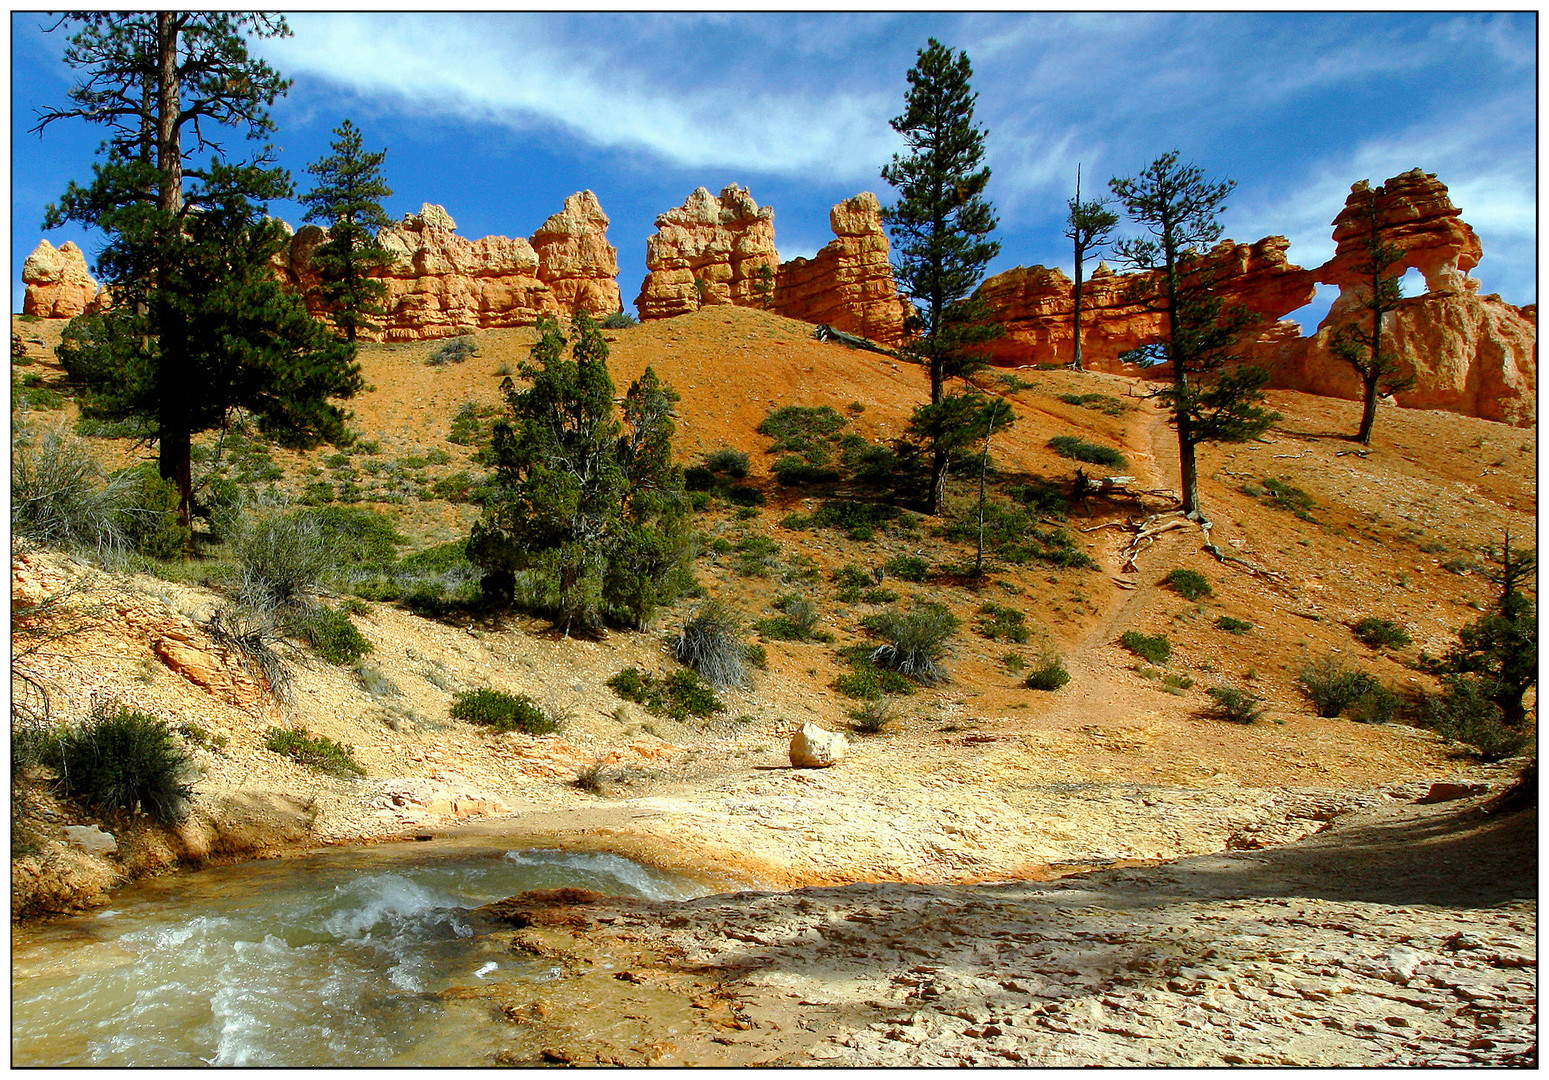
<box><xmin>38</xmin><ymin>13</ymin><xmax>360</xmax><ymax>533</ymax></box>
<box><xmin>1442</xmin><ymin>533</ymin><xmax>1537</xmax><ymax>727</ymax></box>
<box><xmin>1109</xmin><ymin>152</ymin><xmax>1279</xmax><ymax>518</ymax></box>
<box><xmin>1329</xmin><ymin>180</ymin><xmax>1413</xmax><ymax>445</ymax></box>
<box><xmin>881</xmin><ymin>38</ymin><xmax>1002</xmax><ymax>514</ymax></box>
<box><xmin>469</xmin><ymin>313</ymin><xmax>691</xmax><ymax>634</ymax></box>
<box><xmin>301</xmin><ymin>120</ymin><xmax>396</xmax><ymax>342</ymax></box>
<box><xmin>1064</xmin><ymin>165</ymin><xmax>1119</xmax><ymax>372</ymax></box>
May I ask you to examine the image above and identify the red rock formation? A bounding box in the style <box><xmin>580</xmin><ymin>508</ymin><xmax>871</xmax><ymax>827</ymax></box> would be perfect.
<box><xmin>770</xmin><ymin>193</ymin><xmax>910</xmax><ymax>346</ymax></box>
<box><xmin>1254</xmin><ymin>171</ymin><xmax>1534</xmax><ymax>428</ymax></box>
<box><xmin>635</xmin><ymin>184</ymin><xmax>780</xmax><ymax>319</ymax></box>
<box><xmin>277</xmin><ymin>195</ymin><xmax>623</xmax><ymax>340</ymax></box>
<box><xmin>1318</xmin><ymin>168</ymin><xmax>1482</xmax><ymax>293</ymax></box>
<box><xmin>22</xmin><ymin>240</ymin><xmax>100</xmax><ymax>319</ymax></box>
<box><xmin>975</xmin><ymin>237</ymin><xmax>1317</xmax><ymax>371</ymax></box>
<box><xmin>530</xmin><ymin>190</ymin><xmax>623</xmax><ymax>318</ymax></box>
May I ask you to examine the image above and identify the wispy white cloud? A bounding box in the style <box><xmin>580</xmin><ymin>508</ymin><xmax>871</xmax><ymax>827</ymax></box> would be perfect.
<box><xmin>262</xmin><ymin>13</ymin><xmax>900</xmax><ymax>184</ymax></box>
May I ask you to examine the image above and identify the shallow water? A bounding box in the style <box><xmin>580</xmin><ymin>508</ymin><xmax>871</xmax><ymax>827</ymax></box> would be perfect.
<box><xmin>11</xmin><ymin>839</ymin><xmax>709</xmax><ymax>1067</ymax></box>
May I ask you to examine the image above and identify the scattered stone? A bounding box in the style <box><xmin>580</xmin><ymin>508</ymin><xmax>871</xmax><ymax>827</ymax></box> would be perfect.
<box><xmin>789</xmin><ymin>723</ymin><xmax>848</xmax><ymax>769</ymax></box>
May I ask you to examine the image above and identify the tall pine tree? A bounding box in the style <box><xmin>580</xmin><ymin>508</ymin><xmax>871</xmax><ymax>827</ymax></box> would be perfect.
<box><xmin>880</xmin><ymin>38</ymin><xmax>1002</xmax><ymax>514</ymax></box>
<box><xmin>1109</xmin><ymin>152</ymin><xmax>1279</xmax><ymax>518</ymax></box>
<box><xmin>1329</xmin><ymin>180</ymin><xmax>1413</xmax><ymax>445</ymax></box>
<box><xmin>39</xmin><ymin>13</ymin><xmax>360</xmax><ymax>532</ymax></box>
<box><xmin>1064</xmin><ymin>165</ymin><xmax>1119</xmax><ymax>372</ymax></box>
<box><xmin>301</xmin><ymin>119</ymin><xmax>396</xmax><ymax>342</ymax></box>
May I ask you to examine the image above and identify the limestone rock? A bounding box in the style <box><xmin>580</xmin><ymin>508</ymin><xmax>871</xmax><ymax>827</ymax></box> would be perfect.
<box><xmin>1269</xmin><ymin>290</ymin><xmax>1536</xmax><ymax>427</ymax></box>
<box><xmin>790</xmin><ymin>723</ymin><xmax>848</xmax><ymax>768</ymax></box>
<box><xmin>772</xmin><ymin>193</ymin><xmax>910</xmax><ymax>345</ymax></box>
<box><xmin>153</xmin><ymin>628</ymin><xmax>265</xmax><ymax>710</ymax></box>
<box><xmin>531</xmin><ymin>190</ymin><xmax>623</xmax><ymax>317</ymax></box>
<box><xmin>22</xmin><ymin>240</ymin><xmax>100</xmax><ymax>319</ymax></box>
<box><xmin>636</xmin><ymin>184</ymin><xmax>780</xmax><ymax>319</ymax></box>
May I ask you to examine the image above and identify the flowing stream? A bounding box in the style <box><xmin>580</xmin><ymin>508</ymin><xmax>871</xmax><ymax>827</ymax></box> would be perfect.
<box><xmin>11</xmin><ymin>839</ymin><xmax>712</xmax><ymax>1067</ymax></box>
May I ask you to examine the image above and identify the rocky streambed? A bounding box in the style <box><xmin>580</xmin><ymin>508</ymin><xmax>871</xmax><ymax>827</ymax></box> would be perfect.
<box><xmin>467</xmin><ymin>796</ymin><xmax>1535</xmax><ymax>1067</ymax></box>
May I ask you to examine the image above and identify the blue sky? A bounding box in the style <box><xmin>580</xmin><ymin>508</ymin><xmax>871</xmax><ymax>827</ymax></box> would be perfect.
<box><xmin>11</xmin><ymin>11</ymin><xmax>1538</xmax><ymax>327</ymax></box>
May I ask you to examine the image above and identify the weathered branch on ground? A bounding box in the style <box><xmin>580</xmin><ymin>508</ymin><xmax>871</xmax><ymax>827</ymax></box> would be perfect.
<box><xmin>1198</xmin><ymin>520</ymin><xmax>1292</xmax><ymax>585</ymax></box>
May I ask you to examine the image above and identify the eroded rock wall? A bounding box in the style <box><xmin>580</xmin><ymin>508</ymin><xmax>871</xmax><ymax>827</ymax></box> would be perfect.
<box><xmin>22</xmin><ymin>240</ymin><xmax>101</xmax><ymax>319</ymax></box>
<box><xmin>770</xmin><ymin>193</ymin><xmax>910</xmax><ymax>346</ymax></box>
<box><xmin>975</xmin><ymin>237</ymin><xmax>1317</xmax><ymax>373</ymax></box>
<box><xmin>971</xmin><ymin>170</ymin><xmax>1534</xmax><ymax>426</ymax></box>
<box><xmin>277</xmin><ymin>194</ymin><xmax>622</xmax><ymax>341</ymax></box>
<box><xmin>1262</xmin><ymin>171</ymin><xmax>1534</xmax><ymax>427</ymax></box>
<box><xmin>635</xmin><ymin>184</ymin><xmax>780</xmax><ymax>319</ymax></box>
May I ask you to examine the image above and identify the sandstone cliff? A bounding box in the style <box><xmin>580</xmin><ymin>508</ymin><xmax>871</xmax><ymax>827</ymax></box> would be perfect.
<box><xmin>635</xmin><ymin>184</ymin><xmax>780</xmax><ymax>319</ymax></box>
<box><xmin>769</xmin><ymin>193</ymin><xmax>910</xmax><ymax>346</ymax></box>
<box><xmin>278</xmin><ymin>194</ymin><xmax>622</xmax><ymax>341</ymax></box>
<box><xmin>22</xmin><ymin>240</ymin><xmax>101</xmax><ymax>319</ymax></box>
<box><xmin>974</xmin><ymin>237</ymin><xmax>1316</xmax><ymax>373</ymax></box>
<box><xmin>1259</xmin><ymin>170</ymin><xmax>1534</xmax><ymax>428</ymax></box>
<box><xmin>971</xmin><ymin>169</ymin><xmax>1533</xmax><ymax>426</ymax></box>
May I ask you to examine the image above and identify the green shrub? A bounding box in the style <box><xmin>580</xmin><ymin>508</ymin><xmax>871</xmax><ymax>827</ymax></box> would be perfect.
<box><xmin>1216</xmin><ymin>615</ymin><xmax>1252</xmax><ymax>635</ymax></box>
<box><xmin>849</xmin><ymin>698</ymin><xmax>896</xmax><ymax>735</ymax></box>
<box><xmin>674</xmin><ymin>600</ymin><xmax>752</xmax><ymax>690</ymax></box>
<box><xmin>941</xmin><ymin>503</ymin><xmax>1094</xmax><ymax>569</ymax></box>
<box><xmin>1204</xmin><ymin>685</ymin><xmax>1267</xmax><ymax>724</ymax></box>
<box><xmin>1120</xmin><ymin>631</ymin><xmax>1171</xmax><ymax>665</ymax></box>
<box><xmin>1296</xmin><ymin>656</ymin><xmax>1378</xmax><ymax>718</ymax></box>
<box><xmin>292</xmin><ymin>605</ymin><xmax>373</xmax><ymax>665</ymax></box>
<box><xmin>606</xmin><ymin>666</ymin><xmax>724</xmax><ymax>721</ymax></box>
<box><xmin>1416</xmin><ymin>676</ymin><xmax>1531</xmax><ymax>762</ymax></box>
<box><xmin>810</xmin><ymin>500</ymin><xmax>899</xmax><ymax>535</ymax></box>
<box><xmin>862</xmin><ymin>586</ymin><xmax>899</xmax><ymax>604</ymax></box>
<box><xmin>978</xmin><ymin>602</ymin><xmax>1030</xmax><ymax>643</ymax></box>
<box><xmin>264</xmin><ymin>726</ymin><xmax>367</xmax><ymax>777</ymax></box>
<box><xmin>865</xmin><ymin>602</ymin><xmax>959</xmax><ymax>685</ymax></box>
<box><xmin>733</xmin><ymin>533</ymin><xmax>780</xmax><ymax>577</ymax></box>
<box><xmin>1024</xmin><ymin>651</ymin><xmax>1070</xmax><ymax>691</ymax></box>
<box><xmin>1348</xmin><ymin>683</ymin><xmax>1401</xmax><ymax>725</ymax></box>
<box><xmin>1056</xmin><ymin>392</ymin><xmax>1128</xmax><ymax>416</ymax></box>
<box><xmin>726</xmin><ymin>484</ymin><xmax>764</xmax><ymax>506</ymax></box>
<box><xmin>771</xmin><ymin>455</ymin><xmax>840</xmax><ymax>486</ymax></box>
<box><xmin>1255</xmin><ymin>477</ymin><xmax>1317</xmax><ymax>520</ymax></box>
<box><xmin>47</xmin><ymin>705</ymin><xmax>195</xmax><ymax>825</ymax></box>
<box><xmin>1353</xmin><ymin>617</ymin><xmax>1412</xmax><ymax>650</ymax></box>
<box><xmin>883</xmin><ymin>554</ymin><xmax>930</xmax><ymax>582</ymax></box>
<box><xmin>780</xmin><ymin>512</ymin><xmax>813</xmax><ymax>531</ymax></box>
<box><xmin>233</xmin><ymin>510</ymin><xmax>335</xmax><ymax>610</ymax></box>
<box><xmin>755</xmin><ymin>595</ymin><xmax>823</xmax><ymax>641</ymax></box>
<box><xmin>1002</xmin><ymin>652</ymin><xmax>1027</xmax><ymax>674</ymax></box>
<box><xmin>683</xmin><ymin>466</ymin><xmax>717</xmax><ymax>492</ymax></box>
<box><xmin>1048</xmin><ymin>435</ymin><xmax>1128</xmax><ymax>470</ymax></box>
<box><xmin>11</xmin><ymin>423</ymin><xmax>128</xmax><ymax>556</ymax></box>
<box><xmin>1008</xmin><ymin>477</ymin><xmax>1069</xmax><ymax>520</ymax></box>
<box><xmin>601</xmin><ymin>310</ymin><xmax>638</xmax><ymax>329</ymax></box>
<box><xmin>427</xmin><ymin>337</ymin><xmax>478</xmax><ymax>365</ymax></box>
<box><xmin>704</xmin><ymin>448</ymin><xmax>750</xmax><ymax>479</ymax></box>
<box><xmin>757</xmin><ymin>405</ymin><xmax>849</xmax><ymax>453</ymax></box>
<box><xmin>1164</xmin><ymin>568</ymin><xmax>1211</xmax><ymax>600</ymax></box>
<box><xmin>114</xmin><ymin>465</ymin><xmax>189</xmax><ymax>559</ymax></box>
<box><xmin>450</xmin><ymin>688</ymin><xmax>557</xmax><ymax>735</ymax></box>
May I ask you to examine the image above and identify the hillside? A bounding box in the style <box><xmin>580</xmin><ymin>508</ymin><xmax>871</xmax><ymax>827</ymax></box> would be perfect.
<box><xmin>11</xmin><ymin>304</ymin><xmax>1535</xmax><ymax>905</ymax></box>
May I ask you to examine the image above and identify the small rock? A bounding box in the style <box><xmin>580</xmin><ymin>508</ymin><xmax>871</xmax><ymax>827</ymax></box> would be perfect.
<box><xmin>62</xmin><ymin>824</ymin><xmax>117</xmax><ymax>856</ymax></box>
<box><xmin>790</xmin><ymin>723</ymin><xmax>848</xmax><ymax>768</ymax></box>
